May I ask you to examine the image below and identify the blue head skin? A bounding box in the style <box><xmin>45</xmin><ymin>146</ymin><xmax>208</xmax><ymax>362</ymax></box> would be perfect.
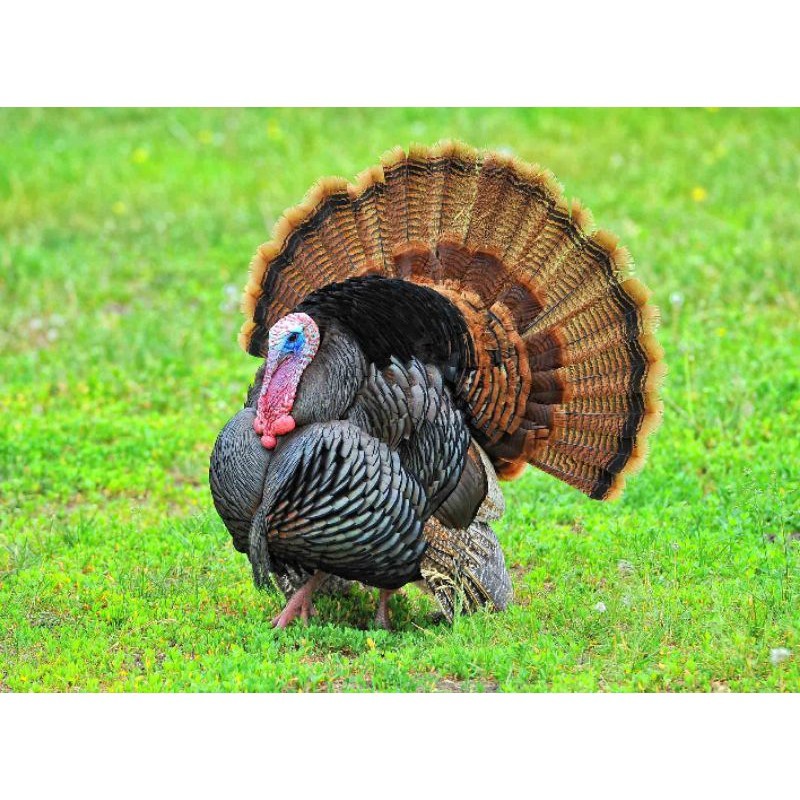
<box><xmin>280</xmin><ymin>326</ymin><xmax>306</xmax><ymax>359</ymax></box>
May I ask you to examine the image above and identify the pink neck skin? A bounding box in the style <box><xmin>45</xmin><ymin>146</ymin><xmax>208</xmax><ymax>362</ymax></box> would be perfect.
<box><xmin>253</xmin><ymin>357</ymin><xmax>303</xmax><ymax>449</ymax></box>
<box><xmin>252</xmin><ymin>312</ymin><xmax>319</xmax><ymax>449</ymax></box>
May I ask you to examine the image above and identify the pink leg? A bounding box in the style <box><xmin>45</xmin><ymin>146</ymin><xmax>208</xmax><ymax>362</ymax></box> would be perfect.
<box><xmin>374</xmin><ymin>589</ymin><xmax>397</xmax><ymax>631</ymax></box>
<box><xmin>271</xmin><ymin>571</ymin><xmax>327</xmax><ymax>629</ymax></box>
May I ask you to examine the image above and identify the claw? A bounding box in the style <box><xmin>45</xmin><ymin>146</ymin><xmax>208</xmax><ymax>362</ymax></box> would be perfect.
<box><xmin>270</xmin><ymin>571</ymin><xmax>325</xmax><ymax>629</ymax></box>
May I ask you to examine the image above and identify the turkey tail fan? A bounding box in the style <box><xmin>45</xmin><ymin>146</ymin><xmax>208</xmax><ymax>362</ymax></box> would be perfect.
<box><xmin>240</xmin><ymin>142</ymin><xmax>664</xmax><ymax>501</ymax></box>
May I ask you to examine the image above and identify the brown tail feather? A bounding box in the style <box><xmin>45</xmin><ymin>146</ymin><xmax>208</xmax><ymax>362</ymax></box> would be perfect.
<box><xmin>419</xmin><ymin>516</ymin><xmax>513</xmax><ymax>622</ymax></box>
<box><xmin>240</xmin><ymin>142</ymin><xmax>664</xmax><ymax>500</ymax></box>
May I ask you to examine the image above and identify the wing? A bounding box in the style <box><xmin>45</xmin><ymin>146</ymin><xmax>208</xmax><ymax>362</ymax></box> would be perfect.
<box><xmin>251</xmin><ymin>421</ymin><xmax>428</xmax><ymax>590</ymax></box>
<box><xmin>345</xmin><ymin>356</ymin><xmax>485</xmax><ymax>526</ymax></box>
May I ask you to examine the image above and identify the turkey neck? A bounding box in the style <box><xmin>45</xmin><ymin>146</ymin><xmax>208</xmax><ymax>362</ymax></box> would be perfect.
<box><xmin>255</xmin><ymin>358</ymin><xmax>302</xmax><ymax>440</ymax></box>
<box><xmin>290</xmin><ymin>322</ymin><xmax>368</xmax><ymax>426</ymax></box>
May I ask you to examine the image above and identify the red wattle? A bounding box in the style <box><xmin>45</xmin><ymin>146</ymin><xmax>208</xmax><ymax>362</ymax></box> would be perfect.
<box><xmin>254</xmin><ymin>358</ymin><xmax>306</xmax><ymax>449</ymax></box>
<box><xmin>272</xmin><ymin>415</ymin><xmax>296</xmax><ymax>436</ymax></box>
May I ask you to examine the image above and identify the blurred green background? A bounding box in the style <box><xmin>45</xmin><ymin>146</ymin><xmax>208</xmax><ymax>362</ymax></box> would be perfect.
<box><xmin>0</xmin><ymin>108</ymin><xmax>798</xmax><ymax>691</ymax></box>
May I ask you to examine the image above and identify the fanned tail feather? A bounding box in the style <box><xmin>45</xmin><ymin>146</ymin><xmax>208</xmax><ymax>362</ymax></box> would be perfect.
<box><xmin>240</xmin><ymin>142</ymin><xmax>664</xmax><ymax>500</ymax></box>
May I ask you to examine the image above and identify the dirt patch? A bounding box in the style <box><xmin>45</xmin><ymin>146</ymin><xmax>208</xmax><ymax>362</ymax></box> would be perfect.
<box><xmin>328</xmin><ymin>675</ymin><xmax>374</xmax><ymax>692</ymax></box>
<box><xmin>510</xmin><ymin>563</ymin><xmax>532</xmax><ymax>580</ymax></box>
<box><xmin>571</xmin><ymin>520</ymin><xmax>587</xmax><ymax>536</ymax></box>
<box><xmin>764</xmin><ymin>531</ymin><xmax>800</xmax><ymax>544</ymax></box>
<box><xmin>129</xmin><ymin>651</ymin><xmax>167</xmax><ymax>672</ymax></box>
<box><xmin>434</xmin><ymin>678</ymin><xmax>500</xmax><ymax>693</ymax></box>
<box><xmin>29</xmin><ymin>611</ymin><xmax>63</xmax><ymax>629</ymax></box>
<box><xmin>168</xmin><ymin>465</ymin><xmax>204</xmax><ymax>489</ymax></box>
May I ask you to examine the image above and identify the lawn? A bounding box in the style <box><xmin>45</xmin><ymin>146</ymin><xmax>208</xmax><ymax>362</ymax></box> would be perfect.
<box><xmin>0</xmin><ymin>107</ymin><xmax>798</xmax><ymax>692</ymax></box>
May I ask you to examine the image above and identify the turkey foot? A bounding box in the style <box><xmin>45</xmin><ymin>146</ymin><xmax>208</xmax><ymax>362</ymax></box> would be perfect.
<box><xmin>374</xmin><ymin>589</ymin><xmax>397</xmax><ymax>631</ymax></box>
<box><xmin>271</xmin><ymin>570</ymin><xmax>327</xmax><ymax>629</ymax></box>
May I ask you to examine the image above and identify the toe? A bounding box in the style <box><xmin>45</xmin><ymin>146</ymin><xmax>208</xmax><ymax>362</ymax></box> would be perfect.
<box><xmin>272</xmin><ymin>610</ymin><xmax>293</xmax><ymax>629</ymax></box>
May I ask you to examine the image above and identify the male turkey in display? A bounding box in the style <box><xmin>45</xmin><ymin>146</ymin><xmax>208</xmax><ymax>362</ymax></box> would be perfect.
<box><xmin>210</xmin><ymin>142</ymin><xmax>664</xmax><ymax>629</ymax></box>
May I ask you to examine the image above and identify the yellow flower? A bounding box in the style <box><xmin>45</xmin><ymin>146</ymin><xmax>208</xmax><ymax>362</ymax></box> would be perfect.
<box><xmin>691</xmin><ymin>186</ymin><xmax>708</xmax><ymax>203</ymax></box>
<box><xmin>131</xmin><ymin>147</ymin><xmax>149</xmax><ymax>164</ymax></box>
<box><xmin>266</xmin><ymin>120</ymin><xmax>284</xmax><ymax>142</ymax></box>
<box><xmin>366</xmin><ymin>637</ymin><xmax>376</xmax><ymax>650</ymax></box>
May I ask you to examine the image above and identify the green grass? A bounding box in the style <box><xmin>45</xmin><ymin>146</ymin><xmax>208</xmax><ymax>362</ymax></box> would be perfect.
<box><xmin>1</xmin><ymin>108</ymin><xmax>798</xmax><ymax>692</ymax></box>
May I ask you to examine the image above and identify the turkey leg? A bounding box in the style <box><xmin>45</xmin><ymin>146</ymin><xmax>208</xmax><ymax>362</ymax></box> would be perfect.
<box><xmin>374</xmin><ymin>589</ymin><xmax>397</xmax><ymax>631</ymax></box>
<box><xmin>271</xmin><ymin>570</ymin><xmax>327</xmax><ymax>629</ymax></box>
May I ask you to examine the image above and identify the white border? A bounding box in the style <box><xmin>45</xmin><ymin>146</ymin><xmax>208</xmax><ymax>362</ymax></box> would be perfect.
<box><xmin>1</xmin><ymin>1</ymin><xmax>798</xmax><ymax>105</ymax></box>
<box><xmin>1</xmin><ymin>694</ymin><xmax>798</xmax><ymax>797</ymax></box>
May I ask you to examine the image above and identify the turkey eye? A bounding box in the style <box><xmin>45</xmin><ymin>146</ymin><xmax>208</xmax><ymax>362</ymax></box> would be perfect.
<box><xmin>287</xmin><ymin>332</ymin><xmax>299</xmax><ymax>344</ymax></box>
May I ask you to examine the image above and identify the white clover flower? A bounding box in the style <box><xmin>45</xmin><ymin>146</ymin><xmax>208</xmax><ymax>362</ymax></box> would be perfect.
<box><xmin>670</xmin><ymin>291</ymin><xmax>684</xmax><ymax>307</ymax></box>
<box><xmin>770</xmin><ymin>648</ymin><xmax>791</xmax><ymax>666</ymax></box>
<box><xmin>593</xmin><ymin>601</ymin><xmax>607</xmax><ymax>613</ymax></box>
<box><xmin>220</xmin><ymin>284</ymin><xmax>240</xmax><ymax>312</ymax></box>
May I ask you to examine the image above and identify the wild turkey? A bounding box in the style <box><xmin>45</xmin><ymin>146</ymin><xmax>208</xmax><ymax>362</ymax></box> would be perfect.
<box><xmin>210</xmin><ymin>141</ymin><xmax>664</xmax><ymax>629</ymax></box>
